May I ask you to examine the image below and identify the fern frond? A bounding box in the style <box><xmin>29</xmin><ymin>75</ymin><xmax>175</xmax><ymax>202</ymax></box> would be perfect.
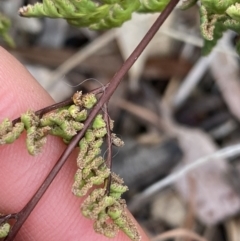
<box><xmin>0</xmin><ymin>13</ymin><xmax>15</xmax><ymax>48</ymax></box>
<box><xmin>19</xmin><ymin>0</ymin><xmax>141</xmax><ymax>29</ymax></box>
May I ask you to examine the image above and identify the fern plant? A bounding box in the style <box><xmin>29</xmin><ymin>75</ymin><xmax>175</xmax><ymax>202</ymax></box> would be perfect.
<box><xmin>3</xmin><ymin>1</ymin><xmax>240</xmax><ymax>55</ymax></box>
<box><xmin>199</xmin><ymin>0</ymin><xmax>240</xmax><ymax>54</ymax></box>
<box><xmin>0</xmin><ymin>13</ymin><xmax>15</xmax><ymax>48</ymax></box>
<box><xmin>1</xmin><ymin>0</ymin><xmax>240</xmax><ymax>240</ymax></box>
<box><xmin>16</xmin><ymin>0</ymin><xmax>240</xmax><ymax>55</ymax></box>
<box><xmin>0</xmin><ymin>91</ymin><xmax>140</xmax><ymax>240</ymax></box>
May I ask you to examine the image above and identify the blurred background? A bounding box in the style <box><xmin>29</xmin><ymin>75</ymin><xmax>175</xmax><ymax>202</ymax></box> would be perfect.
<box><xmin>2</xmin><ymin>1</ymin><xmax>240</xmax><ymax>240</ymax></box>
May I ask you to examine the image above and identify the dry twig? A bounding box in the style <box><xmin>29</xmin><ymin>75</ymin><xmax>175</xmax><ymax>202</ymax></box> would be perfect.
<box><xmin>151</xmin><ymin>228</ymin><xmax>208</xmax><ymax>241</ymax></box>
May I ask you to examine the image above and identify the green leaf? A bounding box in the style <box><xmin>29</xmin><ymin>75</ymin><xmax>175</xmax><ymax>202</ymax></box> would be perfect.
<box><xmin>226</xmin><ymin>3</ymin><xmax>240</xmax><ymax>21</ymax></box>
<box><xmin>0</xmin><ymin>223</ymin><xmax>10</xmax><ymax>238</ymax></box>
<box><xmin>201</xmin><ymin>0</ymin><xmax>238</xmax><ymax>14</ymax></box>
<box><xmin>138</xmin><ymin>0</ymin><xmax>170</xmax><ymax>12</ymax></box>
<box><xmin>0</xmin><ymin>13</ymin><xmax>15</xmax><ymax>48</ymax></box>
<box><xmin>200</xmin><ymin>6</ymin><xmax>227</xmax><ymax>55</ymax></box>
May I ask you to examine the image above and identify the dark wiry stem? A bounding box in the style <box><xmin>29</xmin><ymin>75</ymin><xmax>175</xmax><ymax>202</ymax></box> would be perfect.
<box><xmin>5</xmin><ymin>1</ymin><xmax>179</xmax><ymax>239</ymax></box>
<box><xmin>12</xmin><ymin>84</ymin><xmax>109</xmax><ymax>125</ymax></box>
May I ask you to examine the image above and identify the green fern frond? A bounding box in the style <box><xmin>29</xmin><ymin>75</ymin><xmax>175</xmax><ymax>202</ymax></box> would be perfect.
<box><xmin>200</xmin><ymin>0</ymin><xmax>240</xmax><ymax>55</ymax></box>
<box><xmin>138</xmin><ymin>0</ymin><xmax>170</xmax><ymax>12</ymax></box>
<box><xmin>201</xmin><ymin>0</ymin><xmax>238</xmax><ymax>14</ymax></box>
<box><xmin>19</xmin><ymin>0</ymin><xmax>180</xmax><ymax>29</ymax></box>
<box><xmin>19</xmin><ymin>0</ymin><xmax>142</xmax><ymax>30</ymax></box>
<box><xmin>0</xmin><ymin>13</ymin><xmax>15</xmax><ymax>48</ymax></box>
<box><xmin>200</xmin><ymin>5</ymin><xmax>227</xmax><ymax>54</ymax></box>
<box><xmin>18</xmin><ymin>0</ymin><xmax>240</xmax><ymax>55</ymax></box>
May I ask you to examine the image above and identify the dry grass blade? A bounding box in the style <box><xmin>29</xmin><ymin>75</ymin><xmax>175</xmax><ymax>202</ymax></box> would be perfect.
<box><xmin>151</xmin><ymin>228</ymin><xmax>208</xmax><ymax>241</ymax></box>
<box><xmin>47</xmin><ymin>30</ymin><xmax>116</xmax><ymax>84</ymax></box>
<box><xmin>116</xmin><ymin>98</ymin><xmax>162</xmax><ymax>128</ymax></box>
<box><xmin>210</xmin><ymin>45</ymin><xmax>240</xmax><ymax>122</ymax></box>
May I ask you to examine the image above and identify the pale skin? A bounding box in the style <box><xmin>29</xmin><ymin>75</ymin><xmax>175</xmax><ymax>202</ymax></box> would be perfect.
<box><xmin>0</xmin><ymin>47</ymin><xmax>150</xmax><ymax>241</ymax></box>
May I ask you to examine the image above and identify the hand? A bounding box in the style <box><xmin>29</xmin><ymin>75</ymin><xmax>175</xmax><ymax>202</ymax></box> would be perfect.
<box><xmin>0</xmin><ymin>47</ymin><xmax>149</xmax><ymax>241</ymax></box>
